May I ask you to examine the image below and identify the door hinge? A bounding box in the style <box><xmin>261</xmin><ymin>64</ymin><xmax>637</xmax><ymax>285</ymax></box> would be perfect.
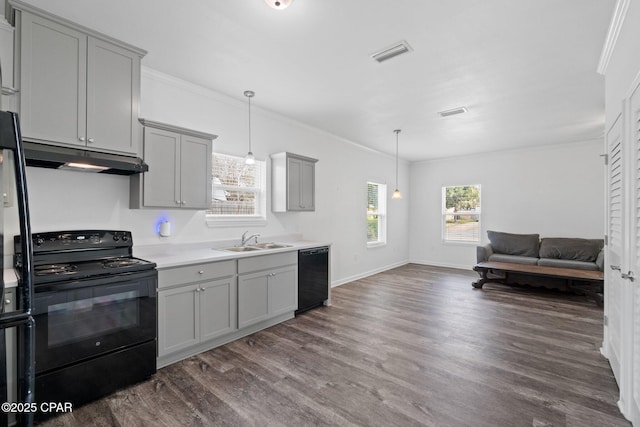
<box><xmin>600</xmin><ymin>153</ymin><xmax>608</xmax><ymax>165</ymax></box>
<box><xmin>604</xmin><ymin>234</ymin><xmax>608</xmax><ymax>246</ymax></box>
<box><xmin>604</xmin><ymin>315</ymin><xmax>608</xmax><ymax>326</ymax></box>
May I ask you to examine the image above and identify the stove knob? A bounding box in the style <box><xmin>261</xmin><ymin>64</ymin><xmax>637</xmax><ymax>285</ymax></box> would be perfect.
<box><xmin>34</xmin><ymin>238</ymin><xmax>44</xmax><ymax>247</ymax></box>
<box><xmin>113</xmin><ymin>235</ymin><xmax>120</xmax><ymax>241</ymax></box>
<box><xmin>122</xmin><ymin>235</ymin><xmax>129</xmax><ymax>242</ymax></box>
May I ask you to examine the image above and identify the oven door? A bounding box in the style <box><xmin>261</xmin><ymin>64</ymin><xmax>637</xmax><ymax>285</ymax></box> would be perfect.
<box><xmin>32</xmin><ymin>270</ymin><xmax>157</xmax><ymax>374</ymax></box>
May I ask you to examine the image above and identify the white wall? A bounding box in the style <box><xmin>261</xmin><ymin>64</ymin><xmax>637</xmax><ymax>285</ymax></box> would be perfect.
<box><xmin>4</xmin><ymin>68</ymin><xmax>410</xmax><ymax>286</ymax></box>
<box><xmin>604</xmin><ymin>0</ymin><xmax>640</xmax><ymax>126</ymax></box>
<box><xmin>409</xmin><ymin>141</ymin><xmax>605</xmax><ymax>269</ymax></box>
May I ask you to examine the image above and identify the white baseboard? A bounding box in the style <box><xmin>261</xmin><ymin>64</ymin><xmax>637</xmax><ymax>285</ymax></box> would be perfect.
<box><xmin>408</xmin><ymin>258</ymin><xmax>472</xmax><ymax>271</ymax></box>
<box><xmin>331</xmin><ymin>260</ymin><xmax>409</xmax><ymax>288</ymax></box>
<box><xmin>331</xmin><ymin>260</ymin><xmax>476</xmax><ymax>288</ymax></box>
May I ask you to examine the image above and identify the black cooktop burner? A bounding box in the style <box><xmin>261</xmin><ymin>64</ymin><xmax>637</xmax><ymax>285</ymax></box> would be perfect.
<box><xmin>102</xmin><ymin>258</ymin><xmax>144</xmax><ymax>269</ymax></box>
<box><xmin>35</xmin><ymin>264</ymin><xmax>78</xmax><ymax>276</ymax></box>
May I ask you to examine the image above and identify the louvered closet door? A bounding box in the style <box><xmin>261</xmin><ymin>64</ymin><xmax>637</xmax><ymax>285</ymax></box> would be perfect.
<box><xmin>605</xmin><ymin>112</ymin><xmax>624</xmax><ymax>384</ymax></box>
<box><xmin>628</xmin><ymin>80</ymin><xmax>640</xmax><ymax>426</ymax></box>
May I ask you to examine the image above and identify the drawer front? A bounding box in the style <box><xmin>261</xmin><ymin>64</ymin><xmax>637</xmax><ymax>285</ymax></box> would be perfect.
<box><xmin>159</xmin><ymin>260</ymin><xmax>236</xmax><ymax>289</ymax></box>
<box><xmin>238</xmin><ymin>251</ymin><xmax>297</xmax><ymax>275</ymax></box>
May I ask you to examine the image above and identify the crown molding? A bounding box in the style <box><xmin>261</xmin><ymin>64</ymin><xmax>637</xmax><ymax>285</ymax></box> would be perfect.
<box><xmin>597</xmin><ymin>0</ymin><xmax>630</xmax><ymax>75</ymax></box>
<box><xmin>141</xmin><ymin>67</ymin><xmax>408</xmax><ymax>162</ymax></box>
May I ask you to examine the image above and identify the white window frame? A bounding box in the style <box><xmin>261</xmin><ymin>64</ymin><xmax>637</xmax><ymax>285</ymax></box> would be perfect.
<box><xmin>367</xmin><ymin>182</ymin><xmax>387</xmax><ymax>248</ymax></box>
<box><xmin>206</xmin><ymin>153</ymin><xmax>267</xmax><ymax>227</ymax></box>
<box><xmin>442</xmin><ymin>184</ymin><xmax>481</xmax><ymax>243</ymax></box>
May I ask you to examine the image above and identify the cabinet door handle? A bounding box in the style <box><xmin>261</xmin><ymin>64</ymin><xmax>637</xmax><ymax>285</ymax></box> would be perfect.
<box><xmin>200</xmin><ymin>287</ymin><xmax>206</xmax><ymax>292</ymax></box>
<box><xmin>87</xmin><ymin>138</ymin><xmax>95</xmax><ymax>143</ymax></box>
<box><xmin>269</xmin><ymin>273</ymin><xmax>276</xmax><ymax>277</ymax></box>
<box><xmin>79</xmin><ymin>136</ymin><xmax>86</xmax><ymax>142</ymax></box>
<box><xmin>175</xmin><ymin>200</ymin><xmax>181</xmax><ymax>205</ymax></box>
<box><xmin>198</xmin><ymin>270</ymin><xmax>204</xmax><ymax>275</ymax></box>
<box><xmin>610</xmin><ymin>265</ymin><xmax>621</xmax><ymax>271</ymax></box>
<box><xmin>182</xmin><ymin>201</ymin><xmax>187</xmax><ymax>206</ymax></box>
<box><xmin>195</xmin><ymin>288</ymin><xmax>201</xmax><ymax>293</ymax></box>
<box><xmin>5</xmin><ymin>299</ymin><xmax>10</xmax><ymax>305</ymax></box>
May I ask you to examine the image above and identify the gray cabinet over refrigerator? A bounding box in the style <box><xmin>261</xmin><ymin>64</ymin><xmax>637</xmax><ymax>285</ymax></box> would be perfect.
<box><xmin>9</xmin><ymin>0</ymin><xmax>146</xmax><ymax>156</ymax></box>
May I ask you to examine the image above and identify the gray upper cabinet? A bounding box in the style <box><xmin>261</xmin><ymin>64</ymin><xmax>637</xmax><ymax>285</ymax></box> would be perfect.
<box><xmin>10</xmin><ymin>1</ymin><xmax>145</xmax><ymax>155</ymax></box>
<box><xmin>86</xmin><ymin>38</ymin><xmax>141</xmax><ymax>154</ymax></box>
<box><xmin>271</xmin><ymin>152</ymin><xmax>318</xmax><ymax>212</ymax></box>
<box><xmin>131</xmin><ymin>119</ymin><xmax>216</xmax><ymax>210</ymax></box>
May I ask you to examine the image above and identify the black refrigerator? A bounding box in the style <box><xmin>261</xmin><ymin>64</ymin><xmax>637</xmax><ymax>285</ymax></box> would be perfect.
<box><xmin>0</xmin><ymin>111</ymin><xmax>35</xmax><ymax>427</ymax></box>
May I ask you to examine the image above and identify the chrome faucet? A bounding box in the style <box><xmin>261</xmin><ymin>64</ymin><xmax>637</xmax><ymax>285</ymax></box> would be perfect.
<box><xmin>241</xmin><ymin>231</ymin><xmax>260</xmax><ymax>246</ymax></box>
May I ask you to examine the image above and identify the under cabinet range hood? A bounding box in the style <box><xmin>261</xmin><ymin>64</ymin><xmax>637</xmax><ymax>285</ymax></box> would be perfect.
<box><xmin>23</xmin><ymin>142</ymin><xmax>149</xmax><ymax>175</ymax></box>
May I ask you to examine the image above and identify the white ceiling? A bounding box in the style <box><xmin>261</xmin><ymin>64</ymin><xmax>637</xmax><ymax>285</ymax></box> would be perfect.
<box><xmin>19</xmin><ymin>0</ymin><xmax>615</xmax><ymax>161</ymax></box>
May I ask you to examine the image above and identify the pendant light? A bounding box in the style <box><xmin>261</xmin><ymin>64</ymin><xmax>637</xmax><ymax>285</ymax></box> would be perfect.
<box><xmin>265</xmin><ymin>0</ymin><xmax>293</xmax><ymax>10</ymax></box>
<box><xmin>392</xmin><ymin>129</ymin><xmax>402</xmax><ymax>200</ymax></box>
<box><xmin>244</xmin><ymin>90</ymin><xmax>255</xmax><ymax>165</ymax></box>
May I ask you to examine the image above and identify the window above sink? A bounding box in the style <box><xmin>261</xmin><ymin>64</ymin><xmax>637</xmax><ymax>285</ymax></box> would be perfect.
<box><xmin>206</xmin><ymin>153</ymin><xmax>267</xmax><ymax>227</ymax></box>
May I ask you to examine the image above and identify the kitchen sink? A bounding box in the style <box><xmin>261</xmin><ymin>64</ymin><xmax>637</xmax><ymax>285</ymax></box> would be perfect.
<box><xmin>220</xmin><ymin>243</ymin><xmax>293</xmax><ymax>252</ymax></box>
<box><xmin>250</xmin><ymin>243</ymin><xmax>293</xmax><ymax>249</ymax></box>
<box><xmin>222</xmin><ymin>246</ymin><xmax>262</xmax><ymax>252</ymax></box>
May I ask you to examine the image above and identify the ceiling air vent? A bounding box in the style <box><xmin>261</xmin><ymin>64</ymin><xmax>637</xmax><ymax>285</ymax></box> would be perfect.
<box><xmin>438</xmin><ymin>107</ymin><xmax>468</xmax><ymax>117</ymax></box>
<box><xmin>371</xmin><ymin>40</ymin><xmax>413</xmax><ymax>63</ymax></box>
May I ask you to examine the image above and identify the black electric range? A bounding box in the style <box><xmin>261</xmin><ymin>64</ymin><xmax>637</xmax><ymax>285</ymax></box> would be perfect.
<box><xmin>13</xmin><ymin>230</ymin><xmax>158</xmax><ymax>422</ymax></box>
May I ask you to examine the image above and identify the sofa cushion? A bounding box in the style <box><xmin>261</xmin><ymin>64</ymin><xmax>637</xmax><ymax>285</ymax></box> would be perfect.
<box><xmin>538</xmin><ymin>238</ymin><xmax>604</xmax><ymax>262</ymax></box>
<box><xmin>537</xmin><ymin>258</ymin><xmax>600</xmax><ymax>271</ymax></box>
<box><xmin>487</xmin><ymin>230</ymin><xmax>540</xmax><ymax>257</ymax></box>
<box><xmin>488</xmin><ymin>254</ymin><xmax>539</xmax><ymax>265</ymax></box>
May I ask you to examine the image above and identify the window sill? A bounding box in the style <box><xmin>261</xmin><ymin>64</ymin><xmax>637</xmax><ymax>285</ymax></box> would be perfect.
<box><xmin>367</xmin><ymin>241</ymin><xmax>387</xmax><ymax>249</ymax></box>
<box><xmin>442</xmin><ymin>240</ymin><xmax>479</xmax><ymax>246</ymax></box>
<box><xmin>206</xmin><ymin>216</ymin><xmax>267</xmax><ymax>228</ymax></box>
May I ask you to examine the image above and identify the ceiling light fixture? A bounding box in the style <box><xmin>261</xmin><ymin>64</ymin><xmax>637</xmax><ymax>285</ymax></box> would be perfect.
<box><xmin>438</xmin><ymin>107</ymin><xmax>468</xmax><ymax>117</ymax></box>
<box><xmin>244</xmin><ymin>90</ymin><xmax>256</xmax><ymax>165</ymax></box>
<box><xmin>265</xmin><ymin>0</ymin><xmax>293</xmax><ymax>10</ymax></box>
<box><xmin>392</xmin><ymin>129</ymin><xmax>402</xmax><ymax>200</ymax></box>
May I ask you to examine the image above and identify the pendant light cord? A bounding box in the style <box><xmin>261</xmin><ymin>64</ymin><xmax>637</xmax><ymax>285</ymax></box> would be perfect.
<box><xmin>243</xmin><ymin>90</ymin><xmax>255</xmax><ymax>164</ymax></box>
<box><xmin>248</xmin><ymin>94</ymin><xmax>252</xmax><ymax>153</ymax></box>
<box><xmin>395</xmin><ymin>129</ymin><xmax>400</xmax><ymax>188</ymax></box>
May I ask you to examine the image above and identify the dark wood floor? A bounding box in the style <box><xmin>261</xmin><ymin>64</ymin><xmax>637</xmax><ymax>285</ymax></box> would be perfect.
<box><xmin>39</xmin><ymin>264</ymin><xmax>630</xmax><ymax>427</ymax></box>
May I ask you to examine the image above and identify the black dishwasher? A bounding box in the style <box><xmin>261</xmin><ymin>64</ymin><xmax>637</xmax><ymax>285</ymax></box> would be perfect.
<box><xmin>297</xmin><ymin>247</ymin><xmax>329</xmax><ymax>314</ymax></box>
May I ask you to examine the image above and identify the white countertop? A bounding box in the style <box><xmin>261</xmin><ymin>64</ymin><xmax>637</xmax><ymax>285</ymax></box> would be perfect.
<box><xmin>133</xmin><ymin>238</ymin><xmax>331</xmax><ymax>269</ymax></box>
<box><xmin>3</xmin><ymin>269</ymin><xmax>18</xmax><ymax>289</ymax></box>
<box><xmin>2</xmin><ymin>237</ymin><xmax>330</xmax><ymax>286</ymax></box>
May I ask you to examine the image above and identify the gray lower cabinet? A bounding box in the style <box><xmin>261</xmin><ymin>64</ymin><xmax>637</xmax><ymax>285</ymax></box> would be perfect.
<box><xmin>11</xmin><ymin>3</ymin><xmax>145</xmax><ymax>155</ymax></box>
<box><xmin>238</xmin><ymin>252</ymin><xmax>298</xmax><ymax>328</ymax></box>
<box><xmin>131</xmin><ymin>120</ymin><xmax>216</xmax><ymax>209</ymax></box>
<box><xmin>157</xmin><ymin>261</ymin><xmax>237</xmax><ymax>365</ymax></box>
<box><xmin>157</xmin><ymin>252</ymin><xmax>298</xmax><ymax>368</ymax></box>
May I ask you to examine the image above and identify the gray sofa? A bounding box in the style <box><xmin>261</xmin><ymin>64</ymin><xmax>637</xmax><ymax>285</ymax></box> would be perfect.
<box><xmin>476</xmin><ymin>230</ymin><xmax>604</xmax><ymax>290</ymax></box>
